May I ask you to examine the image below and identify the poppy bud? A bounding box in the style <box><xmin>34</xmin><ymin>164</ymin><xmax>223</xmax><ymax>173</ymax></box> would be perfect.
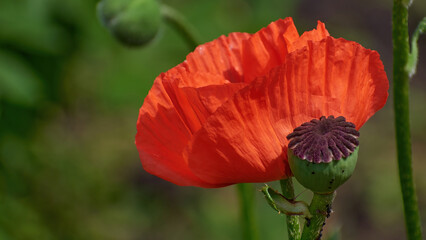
<box><xmin>287</xmin><ymin>116</ymin><xmax>360</xmax><ymax>194</ymax></box>
<box><xmin>97</xmin><ymin>0</ymin><xmax>161</xmax><ymax>47</ymax></box>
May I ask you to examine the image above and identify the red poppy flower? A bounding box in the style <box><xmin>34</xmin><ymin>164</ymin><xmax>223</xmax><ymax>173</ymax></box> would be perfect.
<box><xmin>135</xmin><ymin>17</ymin><xmax>389</xmax><ymax>188</ymax></box>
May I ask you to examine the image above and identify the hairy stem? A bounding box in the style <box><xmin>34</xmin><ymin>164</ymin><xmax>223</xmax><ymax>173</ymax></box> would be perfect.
<box><xmin>300</xmin><ymin>192</ymin><xmax>335</xmax><ymax>240</ymax></box>
<box><xmin>280</xmin><ymin>178</ymin><xmax>301</xmax><ymax>240</ymax></box>
<box><xmin>392</xmin><ymin>0</ymin><xmax>423</xmax><ymax>239</ymax></box>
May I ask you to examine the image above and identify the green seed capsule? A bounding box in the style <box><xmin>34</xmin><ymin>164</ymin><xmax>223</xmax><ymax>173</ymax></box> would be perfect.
<box><xmin>286</xmin><ymin>116</ymin><xmax>360</xmax><ymax>194</ymax></box>
<box><xmin>288</xmin><ymin>147</ymin><xmax>358</xmax><ymax>194</ymax></box>
<box><xmin>97</xmin><ymin>0</ymin><xmax>161</xmax><ymax>47</ymax></box>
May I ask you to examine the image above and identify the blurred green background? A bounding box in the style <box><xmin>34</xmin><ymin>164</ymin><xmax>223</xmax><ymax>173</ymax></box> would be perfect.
<box><xmin>0</xmin><ymin>0</ymin><xmax>425</xmax><ymax>239</ymax></box>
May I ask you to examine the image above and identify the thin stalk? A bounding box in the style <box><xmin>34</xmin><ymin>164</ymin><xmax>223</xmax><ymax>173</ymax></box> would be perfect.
<box><xmin>300</xmin><ymin>192</ymin><xmax>335</xmax><ymax>240</ymax></box>
<box><xmin>280</xmin><ymin>178</ymin><xmax>301</xmax><ymax>240</ymax></box>
<box><xmin>236</xmin><ymin>183</ymin><xmax>259</xmax><ymax>240</ymax></box>
<box><xmin>161</xmin><ymin>5</ymin><xmax>199</xmax><ymax>50</ymax></box>
<box><xmin>392</xmin><ymin>1</ymin><xmax>423</xmax><ymax>239</ymax></box>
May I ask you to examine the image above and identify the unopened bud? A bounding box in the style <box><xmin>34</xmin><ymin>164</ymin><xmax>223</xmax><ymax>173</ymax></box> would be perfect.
<box><xmin>97</xmin><ymin>0</ymin><xmax>161</xmax><ymax>47</ymax></box>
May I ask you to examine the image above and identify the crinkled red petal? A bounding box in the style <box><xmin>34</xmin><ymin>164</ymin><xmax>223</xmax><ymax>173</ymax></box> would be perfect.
<box><xmin>187</xmin><ymin>37</ymin><xmax>389</xmax><ymax>185</ymax></box>
<box><xmin>288</xmin><ymin>20</ymin><xmax>329</xmax><ymax>52</ymax></box>
<box><xmin>241</xmin><ymin>18</ymin><xmax>299</xmax><ymax>82</ymax></box>
<box><xmin>136</xmin><ymin>32</ymin><xmax>251</xmax><ymax>187</ymax></box>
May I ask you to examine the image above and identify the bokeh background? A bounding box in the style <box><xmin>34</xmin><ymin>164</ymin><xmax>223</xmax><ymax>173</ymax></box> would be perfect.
<box><xmin>0</xmin><ymin>0</ymin><xmax>425</xmax><ymax>239</ymax></box>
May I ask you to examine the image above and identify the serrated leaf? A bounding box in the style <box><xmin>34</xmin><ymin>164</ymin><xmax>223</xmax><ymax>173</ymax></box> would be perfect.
<box><xmin>406</xmin><ymin>17</ymin><xmax>426</xmax><ymax>78</ymax></box>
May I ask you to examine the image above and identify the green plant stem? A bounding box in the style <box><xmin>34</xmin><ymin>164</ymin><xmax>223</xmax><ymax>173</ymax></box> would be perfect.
<box><xmin>280</xmin><ymin>178</ymin><xmax>301</xmax><ymax>240</ymax></box>
<box><xmin>161</xmin><ymin>5</ymin><xmax>199</xmax><ymax>50</ymax></box>
<box><xmin>300</xmin><ymin>192</ymin><xmax>335</xmax><ymax>240</ymax></box>
<box><xmin>236</xmin><ymin>183</ymin><xmax>259</xmax><ymax>240</ymax></box>
<box><xmin>392</xmin><ymin>1</ymin><xmax>423</xmax><ymax>239</ymax></box>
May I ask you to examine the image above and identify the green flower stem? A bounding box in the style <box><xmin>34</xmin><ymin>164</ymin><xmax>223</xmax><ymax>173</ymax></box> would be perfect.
<box><xmin>161</xmin><ymin>5</ymin><xmax>199</xmax><ymax>50</ymax></box>
<box><xmin>280</xmin><ymin>178</ymin><xmax>301</xmax><ymax>240</ymax></box>
<box><xmin>236</xmin><ymin>183</ymin><xmax>259</xmax><ymax>240</ymax></box>
<box><xmin>392</xmin><ymin>1</ymin><xmax>423</xmax><ymax>239</ymax></box>
<box><xmin>300</xmin><ymin>192</ymin><xmax>335</xmax><ymax>240</ymax></box>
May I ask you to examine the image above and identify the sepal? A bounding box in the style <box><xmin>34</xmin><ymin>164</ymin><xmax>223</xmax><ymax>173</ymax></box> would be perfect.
<box><xmin>261</xmin><ymin>185</ymin><xmax>311</xmax><ymax>218</ymax></box>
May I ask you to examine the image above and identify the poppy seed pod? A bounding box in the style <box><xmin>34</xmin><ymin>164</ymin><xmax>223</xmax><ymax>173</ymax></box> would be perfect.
<box><xmin>97</xmin><ymin>0</ymin><xmax>161</xmax><ymax>47</ymax></box>
<box><xmin>287</xmin><ymin>116</ymin><xmax>360</xmax><ymax>194</ymax></box>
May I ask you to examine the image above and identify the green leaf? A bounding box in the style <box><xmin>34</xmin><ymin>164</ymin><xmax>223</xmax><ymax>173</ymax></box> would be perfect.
<box><xmin>0</xmin><ymin>50</ymin><xmax>43</xmax><ymax>106</ymax></box>
<box><xmin>261</xmin><ymin>185</ymin><xmax>311</xmax><ymax>218</ymax></box>
<box><xmin>406</xmin><ymin>17</ymin><xmax>426</xmax><ymax>78</ymax></box>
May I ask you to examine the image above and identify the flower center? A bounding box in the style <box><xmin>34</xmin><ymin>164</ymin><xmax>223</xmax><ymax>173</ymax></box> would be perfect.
<box><xmin>286</xmin><ymin>116</ymin><xmax>360</xmax><ymax>163</ymax></box>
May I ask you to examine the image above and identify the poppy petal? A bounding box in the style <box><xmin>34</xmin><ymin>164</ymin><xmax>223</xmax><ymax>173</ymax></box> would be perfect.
<box><xmin>136</xmin><ymin>73</ymin><xmax>248</xmax><ymax>187</ymax></box>
<box><xmin>136</xmin><ymin>31</ymin><xmax>256</xmax><ymax>187</ymax></box>
<box><xmin>241</xmin><ymin>17</ymin><xmax>299</xmax><ymax>82</ymax></box>
<box><xmin>187</xmin><ymin>37</ymin><xmax>388</xmax><ymax>185</ymax></box>
<box><xmin>179</xmin><ymin>32</ymin><xmax>251</xmax><ymax>86</ymax></box>
<box><xmin>136</xmin><ymin>78</ymin><xmax>212</xmax><ymax>187</ymax></box>
<box><xmin>287</xmin><ymin>20</ymin><xmax>329</xmax><ymax>52</ymax></box>
<box><xmin>181</xmin><ymin>82</ymin><xmax>249</xmax><ymax>114</ymax></box>
<box><xmin>282</xmin><ymin>37</ymin><xmax>389</xmax><ymax>128</ymax></box>
<box><xmin>187</xmin><ymin>76</ymin><xmax>291</xmax><ymax>185</ymax></box>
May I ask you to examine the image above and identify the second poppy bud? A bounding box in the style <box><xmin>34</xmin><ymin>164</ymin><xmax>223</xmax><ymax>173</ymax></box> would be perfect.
<box><xmin>97</xmin><ymin>0</ymin><xmax>161</xmax><ymax>47</ymax></box>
